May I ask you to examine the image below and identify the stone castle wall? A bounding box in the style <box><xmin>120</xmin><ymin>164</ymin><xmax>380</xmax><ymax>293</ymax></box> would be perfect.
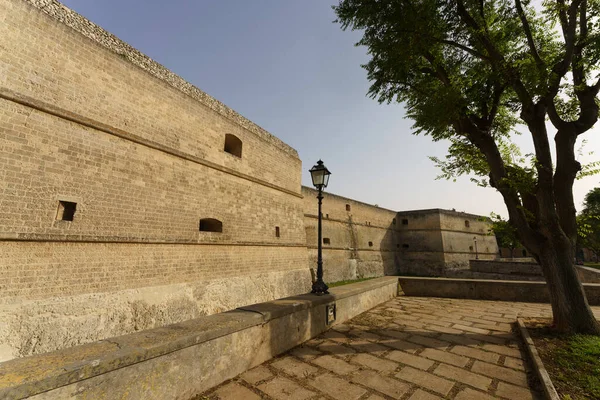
<box><xmin>0</xmin><ymin>0</ymin><xmax>499</xmax><ymax>361</ymax></box>
<box><xmin>0</xmin><ymin>0</ymin><xmax>310</xmax><ymax>361</ymax></box>
<box><xmin>396</xmin><ymin>209</ymin><xmax>498</xmax><ymax>276</ymax></box>
<box><xmin>302</xmin><ymin>187</ymin><xmax>400</xmax><ymax>283</ymax></box>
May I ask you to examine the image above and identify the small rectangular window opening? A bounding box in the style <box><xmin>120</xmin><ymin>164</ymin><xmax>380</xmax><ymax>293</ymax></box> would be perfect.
<box><xmin>275</xmin><ymin>226</ymin><xmax>280</xmax><ymax>238</ymax></box>
<box><xmin>469</xmin><ymin>246</ymin><xmax>474</xmax><ymax>251</ymax></box>
<box><xmin>402</xmin><ymin>219</ymin><xmax>409</xmax><ymax>225</ymax></box>
<box><xmin>465</xmin><ymin>220</ymin><xmax>470</xmax><ymax>228</ymax></box>
<box><xmin>402</xmin><ymin>244</ymin><xmax>409</xmax><ymax>249</ymax></box>
<box><xmin>224</xmin><ymin>134</ymin><xmax>243</xmax><ymax>158</ymax></box>
<box><xmin>199</xmin><ymin>218</ymin><xmax>223</xmax><ymax>233</ymax></box>
<box><xmin>57</xmin><ymin>201</ymin><xmax>77</xmax><ymax>221</ymax></box>
<box><xmin>346</xmin><ymin>204</ymin><xmax>351</xmax><ymax>211</ymax></box>
<box><xmin>393</xmin><ymin>218</ymin><xmax>396</xmax><ymax>225</ymax></box>
<box><xmin>323</xmin><ymin>238</ymin><xmax>331</xmax><ymax>245</ymax></box>
<box><xmin>368</xmin><ymin>241</ymin><xmax>373</xmax><ymax>247</ymax></box>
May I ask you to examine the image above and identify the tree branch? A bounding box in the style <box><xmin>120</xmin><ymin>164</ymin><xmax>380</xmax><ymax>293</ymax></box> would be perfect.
<box><xmin>487</xmin><ymin>84</ymin><xmax>505</xmax><ymax>125</ymax></box>
<box><xmin>455</xmin><ymin>0</ymin><xmax>534</xmax><ymax>108</ymax></box>
<box><xmin>458</xmin><ymin>118</ymin><xmax>542</xmax><ymax>252</ymax></box>
<box><xmin>389</xmin><ymin>28</ymin><xmax>491</xmax><ymax>61</ymax></box>
<box><xmin>439</xmin><ymin>39</ymin><xmax>491</xmax><ymax>61</ymax></box>
<box><xmin>548</xmin><ymin>0</ymin><xmax>582</xmax><ymax>97</ymax></box>
<box><xmin>515</xmin><ymin>0</ymin><xmax>545</xmax><ymax>71</ymax></box>
<box><xmin>423</xmin><ymin>52</ymin><xmax>451</xmax><ymax>86</ymax></box>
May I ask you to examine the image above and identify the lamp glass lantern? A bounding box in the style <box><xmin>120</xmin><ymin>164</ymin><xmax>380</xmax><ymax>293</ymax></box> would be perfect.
<box><xmin>309</xmin><ymin>160</ymin><xmax>331</xmax><ymax>189</ymax></box>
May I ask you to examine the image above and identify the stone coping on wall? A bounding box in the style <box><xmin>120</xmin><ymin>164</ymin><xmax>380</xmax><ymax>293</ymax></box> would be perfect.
<box><xmin>24</xmin><ymin>0</ymin><xmax>298</xmax><ymax>158</ymax></box>
<box><xmin>0</xmin><ymin>277</ymin><xmax>398</xmax><ymax>399</ymax></box>
<box><xmin>398</xmin><ymin>276</ymin><xmax>600</xmax><ymax>305</ymax></box>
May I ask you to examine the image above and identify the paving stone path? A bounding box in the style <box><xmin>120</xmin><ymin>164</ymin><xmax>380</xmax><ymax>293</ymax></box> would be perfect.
<box><xmin>200</xmin><ymin>296</ymin><xmax>600</xmax><ymax>400</ymax></box>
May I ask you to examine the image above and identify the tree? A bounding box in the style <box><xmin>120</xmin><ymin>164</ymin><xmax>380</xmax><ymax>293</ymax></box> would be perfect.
<box><xmin>579</xmin><ymin>188</ymin><xmax>600</xmax><ymax>260</ymax></box>
<box><xmin>489</xmin><ymin>213</ymin><xmax>523</xmax><ymax>258</ymax></box>
<box><xmin>334</xmin><ymin>0</ymin><xmax>600</xmax><ymax>333</ymax></box>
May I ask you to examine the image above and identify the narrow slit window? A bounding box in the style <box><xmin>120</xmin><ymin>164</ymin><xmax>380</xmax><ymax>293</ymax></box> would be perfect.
<box><xmin>275</xmin><ymin>226</ymin><xmax>280</xmax><ymax>238</ymax></box>
<box><xmin>224</xmin><ymin>134</ymin><xmax>243</xmax><ymax>158</ymax></box>
<box><xmin>393</xmin><ymin>218</ymin><xmax>396</xmax><ymax>225</ymax></box>
<box><xmin>199</xmin><ymin>218</ymin><xmax>223</xmax><ymax>233</ymax></box>
<box><xmin>346</xmin><ymin>204</ymin><xmax>351</xmax><ymax>211</ymax></box>
<box><xmin>522</xmin><ymin>249</ymin><xmax>527</xmax><ymax>257</ymax></box>
<box><xmin>56</xmin><ymin>201</ymin><xmax>77</xmax><ymax>221</ymax></box>
<box><xmin>323</xmin><ymin>238</ymin><xmax>331</xmax><ymax>245</ymax></box>
<box><xmin>402</xmin><ymin>219</ymin><xmax>408</xmax><ymax>225</ymax></box>
<box><xmin>465</xmin><ymin>220</ymin><xmax>470</xmax><ymax>228</ymax></box>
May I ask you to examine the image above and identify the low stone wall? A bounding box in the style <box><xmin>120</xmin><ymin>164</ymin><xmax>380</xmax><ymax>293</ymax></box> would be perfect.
<box><xmin>398</xmin><ymin>276</ymin><xmax>600</xmax><ymax>305</ymax></box>
<box><xmin>469</xmin><ymin>259</ymin><xmax>542</xmax><ymax>276</ymax></box>
<box><xmin>0</xmin><ymin>277</ymin><xmax>398</xmax><ymax>400</ymax></box>
<box><xmin>576</xmin><ymin>266</ymin><xmax>600</xmax><ymax>284</ymax></box>
<box><xmin>444</xmin><ymin>269</ymin><xmax>545</xmax><ymax>281</ymax></box>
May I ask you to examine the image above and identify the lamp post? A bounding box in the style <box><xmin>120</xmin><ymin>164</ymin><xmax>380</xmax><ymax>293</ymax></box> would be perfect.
<box><xmin>473</xmin><ymin>236</ymin><xmax>479</xmax><ymax>260</ymax></box>
<box><xmin>309</xmin><ymin>160</ymin><xmax>331</xmax><ymax>295</ymax></box>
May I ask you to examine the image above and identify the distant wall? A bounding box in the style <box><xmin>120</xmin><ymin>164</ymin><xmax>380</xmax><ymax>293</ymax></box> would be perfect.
<box><xmin>576</xmin><ymin>266</ymin><xmax>600</xmax><ymax>284</ymax></box>
<box><xmin>399</xmin><ymin>276</ymin><xmax>600</xmax><ymax>305</ymax></box>
<box><xmin>302</xmin><ymin>189</ymin><xmax>498</xmax><ymax>280</ymax></box>
<box><xmin>396</xmin><ymin>209</ymin><xmax>498</xmax><ymax>276</ymax></box>
<box><xmin>302</xmin><ymin>187</ymin><xmax>400</xmax><ymax>282</ymax></box>
<box><xmin>469</xmin><ymin>260</ymin><xmax>542</xmax><ymax>276</ymax></box>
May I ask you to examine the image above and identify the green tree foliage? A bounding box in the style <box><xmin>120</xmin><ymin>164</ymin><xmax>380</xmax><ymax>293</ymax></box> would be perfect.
<box><xmin>579</xmin><ymin>188</ymin><xmax>600</xmax><ymax>259</ymax></box>
<box><xmin>335</xmin><ymin>0</ymin><xmax>600</xmax><ymax>333</ymax></box>
<box><xmin>489</xmin><ymin>213</ymin><xmax>523</xmax><ymax>256</ymax></box>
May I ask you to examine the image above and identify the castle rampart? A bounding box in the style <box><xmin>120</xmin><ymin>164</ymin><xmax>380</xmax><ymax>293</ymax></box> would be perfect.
<box><xmin>0</xmin><ymin>0</ymin><xmax>498</xmax><ymax>361</ymax></box>
<box><xmin>0</xmin><ymin>0</ymin><xmax>309</xmax><ymax>361</ymax></box>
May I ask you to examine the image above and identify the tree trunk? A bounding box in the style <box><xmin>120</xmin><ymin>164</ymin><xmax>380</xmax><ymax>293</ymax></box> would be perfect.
<box><xmin>537</xmin><ymin>237</ymin><xmax>600</xmax><ymax>334</ymax></box>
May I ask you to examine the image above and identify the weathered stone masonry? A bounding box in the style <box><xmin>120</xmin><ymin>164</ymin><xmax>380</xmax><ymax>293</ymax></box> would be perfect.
<box><xmin>303</xmin><ymin>188</ymin><xmax>498</xmax><ymax>281</ymax></box>
<box><xmin>0</xmin><ymin>0</ymin><xmax>498</xmax><ymax>361</ymax></box>
<box><xmin>0</xmin><ymin>0</ymin><xmax>309</xmax><ymax>361</ymax></box>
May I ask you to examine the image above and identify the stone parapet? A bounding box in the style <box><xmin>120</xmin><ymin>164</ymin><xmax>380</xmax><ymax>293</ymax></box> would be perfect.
<box><xmin>0</xmin><ymin>277</ymin><xmax>398</xmax><ymax>400</ymax></box>
<box><xmin>398</xmin><ymin>276</ymin><xmax>600</xmax><ymax>305</ymax></box>
<box><xmin>469</xmin><ymin>259</ymin><xmax>542</xmax><ymax>276</ymax></box>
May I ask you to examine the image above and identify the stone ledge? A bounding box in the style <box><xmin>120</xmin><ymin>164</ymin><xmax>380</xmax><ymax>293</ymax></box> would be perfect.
<box><xmin>516</xmin><ymin>319</ymin><xmax>560</xmax><ymax>400</ymax></box>
<box><xmin>398</xmin><ymin>276</ymin><xmax>600</xmax><ymax>305</ymax></box>
<box><xmin>0</xmin><ymin>277</ymin><xmax>398</xmax><ymax>399</ymax></box>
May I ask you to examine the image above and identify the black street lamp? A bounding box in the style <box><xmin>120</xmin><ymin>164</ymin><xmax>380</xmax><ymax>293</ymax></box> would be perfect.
<box><xmin>309</xmin><ymin>160</ymin><xmax>331</xmax><ymax>295</ymax></box>
<box><xmin>474</xmin><ymin>236</ymin><xmax>479</xmax><ymax>260</ymax></box>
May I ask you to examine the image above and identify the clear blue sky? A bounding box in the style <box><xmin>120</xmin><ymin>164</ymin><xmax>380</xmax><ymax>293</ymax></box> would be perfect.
<box><xmin>60</xmin><ymin>0</ymin><xmax>599</xmax><ymax>217</ymax></box>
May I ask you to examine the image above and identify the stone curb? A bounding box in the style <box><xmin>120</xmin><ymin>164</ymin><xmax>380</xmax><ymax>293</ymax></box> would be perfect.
<box><xmin>516</xmin><ymin>318</ymin><xmax>560</xmax><ymax>400</ymax></box>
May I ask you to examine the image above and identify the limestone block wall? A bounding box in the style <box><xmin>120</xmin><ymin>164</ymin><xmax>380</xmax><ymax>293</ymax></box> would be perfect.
<box><xmin>439</xmin><ymin>211</ymin><xmax>498</xmax><ymax>269</ymax></box>
<box><xmin>0</xmin><ymin>0</ymin><xmax>501</xmax><ymax>362</ymax></box>
<box><xmin>302</xmin><ymin>187</ymin><xmax>400</xmax><ymax>282</ymax></box>
<box><xmin>395</xmin><ymin>210</ymin><xmax>445</xmax><ymax>275</ymax></box>
<box><xmin>0</xmin><ymin>0</ymin><xmax>310</xmax><ymax>361</ymax></box>
<box><xmin>396</xmin><ymin>209</ymin><xmax>498</xmax><ymax>275</ymax></box>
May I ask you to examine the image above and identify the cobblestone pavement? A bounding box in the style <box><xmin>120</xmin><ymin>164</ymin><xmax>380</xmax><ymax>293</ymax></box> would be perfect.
<box><xmin>201</xmin><ymin>296</ymin><xmax>600</xmax><ymax>400</ymax></box>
